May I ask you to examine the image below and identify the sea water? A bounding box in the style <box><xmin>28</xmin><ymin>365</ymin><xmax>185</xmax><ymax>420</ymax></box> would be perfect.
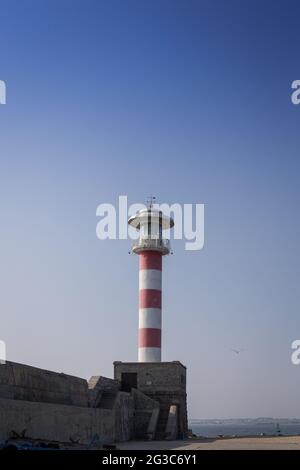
<box><xmin>190</xmin><ymin>420</ymin><xmax>300</xmax><ymax>438</ymax></box>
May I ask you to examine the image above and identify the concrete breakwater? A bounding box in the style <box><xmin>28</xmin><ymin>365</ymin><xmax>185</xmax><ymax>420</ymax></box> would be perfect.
<box><xmin>0</xmin><ymin>360</ymin><xmax>187</xmax><ymax>446</ymax></box>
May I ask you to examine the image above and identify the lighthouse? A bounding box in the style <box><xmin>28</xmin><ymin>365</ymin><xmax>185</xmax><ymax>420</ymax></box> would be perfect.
<box><xmin>128</xmin><ymin>198</ymin><xmax>174</xmax><ymax>362</ymax></box>
<box><xmin>115</xmin><ymin>198</ymin><xmax>188</xmax><ymax>439</ymax></box>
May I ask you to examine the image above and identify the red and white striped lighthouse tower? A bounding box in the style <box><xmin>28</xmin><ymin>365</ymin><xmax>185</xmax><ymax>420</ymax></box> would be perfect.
<box><xmin>128</xmin><ymin>199</ymin><xmax>174</xmax><ymax>362</ymax></box>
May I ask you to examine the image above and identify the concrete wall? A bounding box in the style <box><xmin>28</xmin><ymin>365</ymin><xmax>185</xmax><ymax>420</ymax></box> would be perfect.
<box><xmin>131</xmin><ymin>389</ymin><xmax>160</xmax><ymax>440</ymax></box>
<box><xmin>0</xmin><ymin>397</ymin><xmax>114</xmax><ymax>445</ymax></box>
<box><xmin>114</xmin><ymin>392</ymin><xmax>134</xmax><ymax>442</ymax></box>
<box><xmin>0</xmin><ymin>362</ymin><xmax>88</xmax><ymax>407</ymax></box>
<box><xmin>114</xmin><ymin>361</ymin><xmax>188</xmax><ymax>439</ymax></box>
<box><xmin>0</xmin><ymin>361</ymin><xmax>176</xmax><ymax>444</ymax></box>
<box><xmin>88</xmin><ymin>376</ymin><xmax>120</xmax><ymax>408</ymax></box>
<box><xmin>114</xmin><ymin>361</ymin><xmax>186</xmax><ymax>394</ymax></box>
<box><xmin>165</xmin><ymin>405</ymin><xmax>178</xmax><ymax>440</ymax></box>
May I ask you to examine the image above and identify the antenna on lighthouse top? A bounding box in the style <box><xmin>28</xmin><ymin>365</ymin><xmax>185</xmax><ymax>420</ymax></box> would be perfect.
<box><xmin>146</xmin><ymin>195</ymin><xmax>156</xmax><ymax>209</ymax></box>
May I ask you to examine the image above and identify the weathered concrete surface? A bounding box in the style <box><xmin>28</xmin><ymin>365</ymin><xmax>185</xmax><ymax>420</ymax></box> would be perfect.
<box><xmin>0</xmin><ymin>361</ymin><xmax>179</xmax><ymax>445</ymax></box>
<box><xmin>88</xmin><ymin>377</ymin><xmax>134</xmax><ymax>442</ymax></box>
<box><xmin>131</xmin><ymin>388</ymin><xmax>159</xmax><ymax>411</ymax></box>
<box><xmin>131</xmin><ymin>389</ymin><xmax>160</xmax><ymax>440</ymax></box>
<box><xmin>114</xmin><ymin>392</ymin><xmax>134</xmax><ymax>442</ymax></box>
<box><xmin>88</xmin><ymin>376</ymin><xmax>120</xmax><ymax>408</ymax></box>
<box><xmin>165</xmin><ymin>405</ymin><xmax>178</xmax><ymax>440</ymax></box>
<box><xmin>0</xmin><ymin>362</ymin><xmax>88</xmax><ymax>407</ymax></box>
<box><xmin>0</xmin><ymin>397</ymin><xmax>114</xmax><ymax>445</ymax></box>
<box><xmin>0</xmin><ymin>363</ymin><xmax>134</xmax><ymax>444</ymax></box>
<box><xmin>114</xmin><ymin>362</ymin><xmax>188</xmax><ymax>439</ymax></box>
<box><xmin>146</xmin><ymin>407</ymin><xmax>160</xmax><ymax>440</ymax></box>
<box><xmin>114</xmin><ymin>361</ymin><xmax>186</xmax><ymax>393</ymax></box>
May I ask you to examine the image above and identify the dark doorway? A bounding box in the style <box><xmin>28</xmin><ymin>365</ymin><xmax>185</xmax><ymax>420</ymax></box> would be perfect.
<box><xmin>121</xmin><ymin>372</ymin><xmax>137</xmax><ymax>392</ymax></box>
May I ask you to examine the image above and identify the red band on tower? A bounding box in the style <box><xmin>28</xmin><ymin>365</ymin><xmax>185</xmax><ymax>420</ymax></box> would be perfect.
<box><xmin>139</xmin><ymin>289</ymin><xmax>162</xmax><ymax>309</ymax></box>
<box><xmin>139</xmin><ymin>251</ymin><xmax>162</xmax><ymax>271</ymax></box>
<box><xmin>139</xmin><ymin>328</ymin><xmax>161</xmax><ymax>348</ymax></box>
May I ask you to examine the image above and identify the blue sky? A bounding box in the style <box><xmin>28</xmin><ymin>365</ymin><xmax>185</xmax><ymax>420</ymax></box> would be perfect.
<box><xmin>0</xmin><ymin>0</ymin><xmax>300</xmax><ymax>418</ymax></box>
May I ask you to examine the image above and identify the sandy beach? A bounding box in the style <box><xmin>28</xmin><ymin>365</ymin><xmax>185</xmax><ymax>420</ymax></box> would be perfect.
<box><xmin>117</xmin><ymin>435</ymin><xmax>300</xmax><ymax>450</ymax></box>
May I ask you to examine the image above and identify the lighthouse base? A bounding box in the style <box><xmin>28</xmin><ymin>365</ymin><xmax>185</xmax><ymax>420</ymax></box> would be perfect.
<box><xmin>114</xmin><ymin>361</ymin><xmax>188</xmax><ymax>440</ymax></box>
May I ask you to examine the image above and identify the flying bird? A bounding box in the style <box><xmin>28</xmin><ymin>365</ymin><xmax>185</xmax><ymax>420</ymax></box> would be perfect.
<box><xmin>230</xmin><ymin>348</ymin><xmax>244</xmax><ymax>355</ymax></box>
